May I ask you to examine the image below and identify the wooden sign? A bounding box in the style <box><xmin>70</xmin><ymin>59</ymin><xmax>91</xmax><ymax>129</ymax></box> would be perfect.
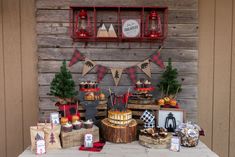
<box><xmin>122</xmin><ymin>19</ymin><xmax>140</xmax><ymax>38</ymax></box>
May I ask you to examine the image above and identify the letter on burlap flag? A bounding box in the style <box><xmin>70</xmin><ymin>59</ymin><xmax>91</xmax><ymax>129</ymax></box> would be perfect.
<box><xmin>150</xmin><ymin>51</ymin><xmax>165</xmax><ymax>69</ymax></box>
<box><xmin>126</xmin><ymin>66</ymin><xmax>137</xmax><ymax>85</ymax></box>
<box><xmin>96</xmin><ymin>65</ymin><xmax>108</xmax><ymax>83</ymax></box>
<box><xmin>111</xmin><ymin>68</ymin><xmax>123</xmax><ymax>86</ymax></box>
<box><xmin>137</xmin><ymin>59</ymin><xmax>152</xmax><ymax>78</ymax></box>
<box><xmin>82</xmin><ymin>57</ymin><xmax>96</xmax><ymax>76</ymax></box>
<box><xmin>69</xmin><ymin>49</ymin><xmax>85</xmax><ymax>67</ymax></box>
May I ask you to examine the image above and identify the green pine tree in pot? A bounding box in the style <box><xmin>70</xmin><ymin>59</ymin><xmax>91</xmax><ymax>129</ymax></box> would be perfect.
<box><xmin>49</xmin><ymin>60</ymin><xmax>78</xmax><ymax>104</ymax></box>
<box><xmin>157</xmin><ymin>58</ymin><xmax>182</xmax><ymax>107</ymax></box>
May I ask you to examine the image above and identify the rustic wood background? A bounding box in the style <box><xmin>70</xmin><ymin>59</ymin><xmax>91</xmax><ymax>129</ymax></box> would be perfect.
<box><xmin>36</xmin><ymin>0</ymin><xmax>198</xmax><ymax>122</ymax></box>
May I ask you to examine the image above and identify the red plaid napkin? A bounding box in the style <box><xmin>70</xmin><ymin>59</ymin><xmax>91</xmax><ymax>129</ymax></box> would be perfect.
<box><xmin>79</xmin><ymin>141</ymin><xmax>106</xmax><ymax>152</ymax></box>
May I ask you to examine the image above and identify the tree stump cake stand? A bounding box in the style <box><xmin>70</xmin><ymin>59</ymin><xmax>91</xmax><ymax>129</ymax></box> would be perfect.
<box><xmin>101</xmin><ymin>118</ymin><xmax>137</xmax><ymax>143</ymax></box>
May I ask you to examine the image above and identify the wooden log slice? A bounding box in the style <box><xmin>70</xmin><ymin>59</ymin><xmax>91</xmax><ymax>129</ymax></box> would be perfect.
<box><xmin>101</xmin><ymin>118</ymin><xmax>137</xmax><ymax>143</ymax></box>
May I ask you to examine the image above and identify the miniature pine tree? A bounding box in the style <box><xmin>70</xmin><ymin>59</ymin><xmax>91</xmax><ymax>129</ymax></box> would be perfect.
<box><xmin>50</xmin><ymin>60</ymin><xmax>77</xmax><ymax>100</ymax></box>
<box><xmin>157</xmin><ymin>58</ymin><xmax>182</xmax><ymax>96</ymax></box>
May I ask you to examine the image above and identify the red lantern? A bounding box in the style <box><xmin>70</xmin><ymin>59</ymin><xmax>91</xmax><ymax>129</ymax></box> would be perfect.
<box><xmin>145</xmin><ymin>11</ymin><xmax>162</xmax><ymax>38</ymax></box>
<box><xmin>75</xmin><ymin>9</ymin><xmax>90</xmax><ymax>37</ymax></box>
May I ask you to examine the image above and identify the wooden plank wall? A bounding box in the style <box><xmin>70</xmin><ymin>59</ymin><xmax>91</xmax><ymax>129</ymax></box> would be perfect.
<box><xmin>0</xmin><ymin>0</ymin><xmax>38</xmax><ymax>156</ymax></box>
<box><xmin>198</xmin><ymin>0</ymin><xmax>235</xmax><ymax>157</ymax></box>
<box><xmin>36</xmin><ymin>0</ymin><xmax>199</xmax><ymax>123</ymax></box>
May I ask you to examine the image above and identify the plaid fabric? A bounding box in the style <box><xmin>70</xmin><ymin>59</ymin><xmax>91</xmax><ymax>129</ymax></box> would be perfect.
<box><xmin>150</xmin><ymin>51</ymin><xmax>165</xmax><ymax>69</ymax></box>
<box><xmin>96</xmin><ymin>65</ymin><xmax>108</xmax><ymax>83</ymax></box>
<box><xmin>144</xmin><ymin>120</ymin><xmax>155</xmax><ymax>128</ymax></box>
<box><xmin>126</xmin><ymin>66</ymin><xmax>137</xmax><ymax>85</ymax></box>
<box><xmin>69</xmin><ymin>49</ymin><xmax>85</xmax><ymax>67</ymax></box>
<box><xmin>140</xmin><ymin>110</ymin><xmax>155</xmax><ymax>124</ymax></box>
<box><xmin>79</xmin><ymin>141</ymin><xmax>106</xmax><ymax>152</ymax></box>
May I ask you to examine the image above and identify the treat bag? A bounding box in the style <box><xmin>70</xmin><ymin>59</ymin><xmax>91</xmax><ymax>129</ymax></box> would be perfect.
<box><xmin>44</xmin><ymin>123</ymin><xmax>61</xmax><ymax>149</ymax></box>
<box><xmin>30</xmin><ymin>125</ymin><xmax>44</xmax><ymax>152</ymax></box>
<box><xmin>36</xmin><ymin>139</ymin><xmax>46</xmax><ymax>155</ymax></box>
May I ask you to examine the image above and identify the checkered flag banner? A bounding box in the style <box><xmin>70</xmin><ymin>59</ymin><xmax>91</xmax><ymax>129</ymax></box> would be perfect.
<box><xmin>144</xmin><ymin>120</ymin><xmax>155</xmax><ymax>128</ymax></box>
<box><xmin>140</xmin><ymin>110</ymin><xmax>155</xmax><ymax>124</ymax></box>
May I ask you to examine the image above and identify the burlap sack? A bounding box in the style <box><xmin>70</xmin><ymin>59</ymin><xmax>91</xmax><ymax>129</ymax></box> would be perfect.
<box><xmin>30</xmin><ymin>126</ymin><xmax>45</xmax><ymax>152</ymax></box>
<box><xmin>44</xmin><ymin>123</ymin><xmax>61</xmax><ymax>149</ymax></box>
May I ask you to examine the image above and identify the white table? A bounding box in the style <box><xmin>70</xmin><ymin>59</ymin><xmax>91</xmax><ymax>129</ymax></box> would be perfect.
<box><xmin>19</xmin><ymin>141</ymin><xmax>219</xmax><ymax>157</ymax></box>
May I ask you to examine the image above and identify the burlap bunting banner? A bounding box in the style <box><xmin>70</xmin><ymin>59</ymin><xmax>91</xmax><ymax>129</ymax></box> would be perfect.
<box><xmin>137</xmin><ymin>59</ymin><xmax>152</xmax><ymax>78</ymax></box>
<box><xmin>82</xmin><ymin>57</ymin><xmax>96</xmax><ymax>76</ymax></box>
<box><xmin>111</xmin><ymin>68</ymin><xmax>123</xmax><ymax>86</ymax></box>
<box><xmin>70</xmin><ymin>47</ymin><xmax>164</xmax><ymax>85</ymax></box>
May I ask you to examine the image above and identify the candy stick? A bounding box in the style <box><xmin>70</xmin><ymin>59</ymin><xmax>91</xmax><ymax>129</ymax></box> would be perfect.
<box><xmin>161</xmin><ymin>85</ymin><xmax>163</xmax><ymax>98</ymax></box>
<box><xmin>174</xmin><ymin>86</ymin><xmax>180</xmax><ymax>99</ymax></box>
<box><xmin>63</xmin><ymin>105</ymin><xmax>66</xmax><ymax>117</ymax></box>
<box><xmin>166</xmin><ymin>85</ymin><xmax>170</xmax><ymax>96</ymax></box>
<box><xmin>76</xmin><ymin>101</ymin><xmax>78</xmax><ymax>115</ymax></box>
<box><xmin>125</xmin><ymin>88</ymin><xmax>130</xmax><ymax>109</ymax></box>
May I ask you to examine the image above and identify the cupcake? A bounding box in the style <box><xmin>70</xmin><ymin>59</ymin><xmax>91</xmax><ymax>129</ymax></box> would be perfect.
<box><xmin>83</xmin><ymin>120</ymin><xmax>93</xmax><ymax>129</ymax></box>
<box><xmin>90</xmin><ymin>82</ymin><xmax>95</xmax><ymax>89</ymax></box>
<box><xmin>136</xmin><ymin>80</ymin><xmax>142</xmax><ymax>88</ymax></box>
<box><xmin>79</xmin><ymin>82</ymin><xmax>85</xmax><ymax>89</ymax></box>
<box><xmin>144</xmin><ymin>80</ymin><xmax>151</xmax><ymax>88</ymax></box>
<box><xmin>84</xmin><ymin>81</ymin><xmax>88</xmax><ymax>89</ymax></box>
<box><xmin>62</xmin><ymin>123</ymin><xmax>73</xmax><ymax>132</ymax></box>
<box><xmin>72</xmin><ymin>120</ymin><xmax>83</xmax><ymax>130</ymax></box>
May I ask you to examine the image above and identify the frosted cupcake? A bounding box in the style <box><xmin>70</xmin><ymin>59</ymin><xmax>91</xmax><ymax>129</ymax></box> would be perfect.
<box><xmin>62</xmin><ymin>123</ymin><xmax>73</xmax><ymax>132</ymax></box>
<box><xmin>72</xmin><ymin>120</ymin><xmax>83</xmax><ymax>130</ymax></box>
<box><xmin>79</xmin><ymin>82</ymin><xmax>85</xmax><ymax>89</ymax></box>
<box><xmin>136</xmin><ymin>80</ymin><xmax>142</xmax><ymax>88</ymax></box>
<box><xmin>144</xmin><ymin>80</ymin><xmax>151</xmax><ymax>88</ymax></box>
<box><xmin>83</xmin><ymin>119</ymin><xmax>93</xmax><ymax>129</ymax></box>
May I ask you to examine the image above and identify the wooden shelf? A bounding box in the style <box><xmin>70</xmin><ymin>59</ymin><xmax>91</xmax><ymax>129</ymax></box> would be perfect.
<box><xmin>69</xmin><ymin>6</ymin><xmax>168</xmax><ymax>43</ymax></box>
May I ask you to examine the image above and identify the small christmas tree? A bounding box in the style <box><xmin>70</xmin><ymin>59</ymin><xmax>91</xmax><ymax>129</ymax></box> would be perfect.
<box><xmin>157</xmin><ymin>58</ymin><xmax>182</xmax><ymax>97</ymax></box>
<box><xmin>50</xmin><ymin>60</ymin><xmax>77</xmax><ymax>103</ymax></box>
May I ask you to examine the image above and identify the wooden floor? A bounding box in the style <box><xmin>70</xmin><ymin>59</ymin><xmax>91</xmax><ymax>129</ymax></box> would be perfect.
<box><xmin>0</xmin><ymin>0</ymin><xmax>235</xmax><ymax>157</ymax></box>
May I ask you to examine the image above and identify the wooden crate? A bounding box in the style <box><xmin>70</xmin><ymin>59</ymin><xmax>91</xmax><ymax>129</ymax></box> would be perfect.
<box><xmin>127</xmin><ymin>104</ymin><xmax>160</xmax><ymax>126</ymax></box>
<box><xmin>61</xmin><ymin>125</ymin><xmax>100</xmax><ymax>148</ymax></box>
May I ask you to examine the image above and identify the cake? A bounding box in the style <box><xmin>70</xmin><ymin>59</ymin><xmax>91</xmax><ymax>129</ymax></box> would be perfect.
<box><xmin>108</xmin><ymin>110</ymin><xmax>132</xmax><ymax>125</ymax></box>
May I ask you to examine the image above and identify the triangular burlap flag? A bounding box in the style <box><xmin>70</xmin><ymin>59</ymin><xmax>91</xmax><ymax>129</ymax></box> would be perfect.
<box><xmin>111</xmin><ymin>68</ymin><xmax>123</xmax><ymax>86</ymax></box>
<box><xmin>137</xmin><ymin>59</ymin><xmax>152</xmax><ymax>78</ymax></box>
<box><xmin>82</xmin><ymin>57</ymin><xmax>96</xmax><ymax>76</ymax></box>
